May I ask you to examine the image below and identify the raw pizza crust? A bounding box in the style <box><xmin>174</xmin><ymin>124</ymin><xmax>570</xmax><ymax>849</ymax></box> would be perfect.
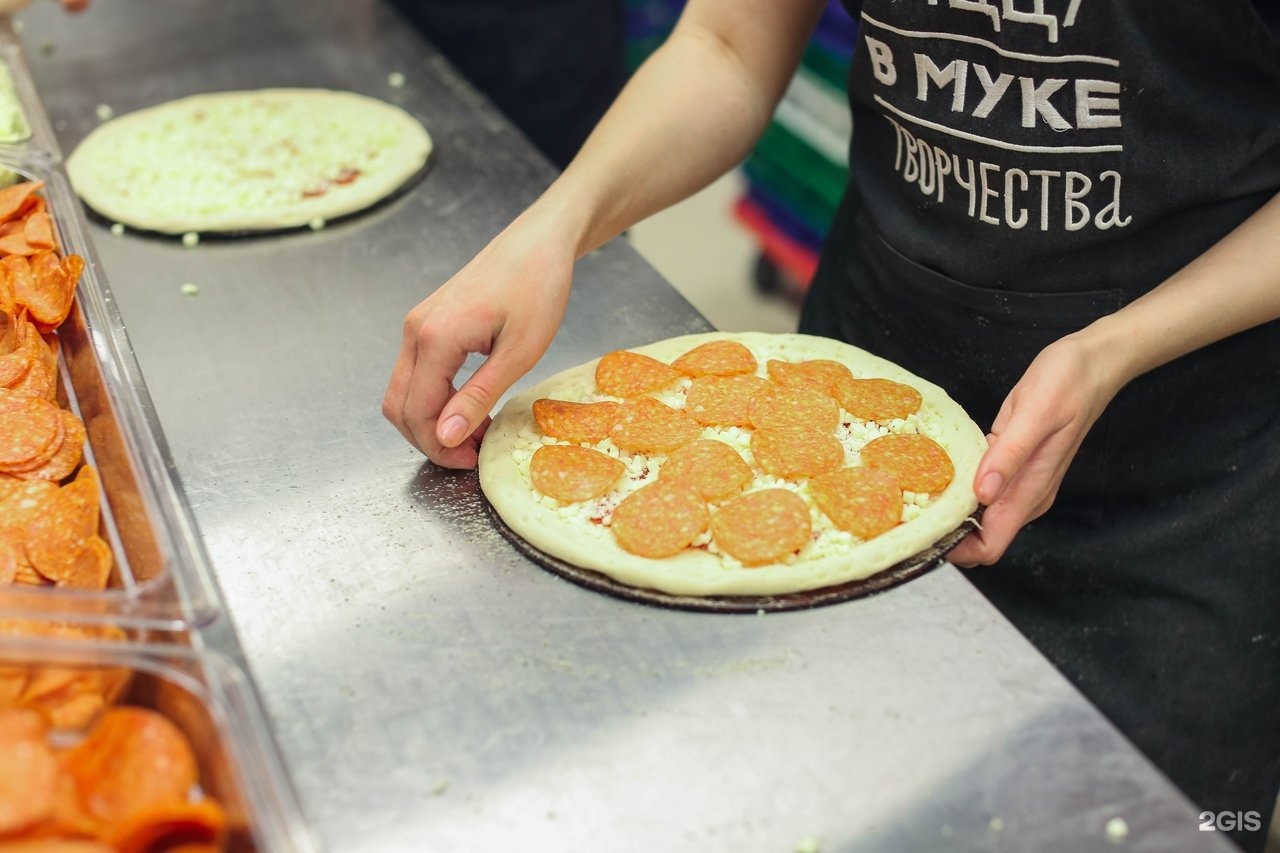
<box><xmin>66</xmin><ymin>89</ymin><xmax>432</xmax><ymax>234</ymax></box>
<box><xmin>479</xmin><ymin>332</ymin><xmax>988</xmax><ymax>597</ymax></box>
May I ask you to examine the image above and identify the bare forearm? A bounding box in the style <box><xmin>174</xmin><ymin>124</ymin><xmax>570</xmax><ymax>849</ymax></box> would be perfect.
<box><xmin>1078</xmin><ymin>191</ymin><xmax>1280</xmax><ymax>390</ymax></box>
<box><xmin>525</xmin><ymin>0</ymin><xmax>825</xmax><ymax>258</ymax></box>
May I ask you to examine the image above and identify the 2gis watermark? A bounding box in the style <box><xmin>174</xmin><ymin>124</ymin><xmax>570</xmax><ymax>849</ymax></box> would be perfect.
<box><xmin>1198</xmin><ymin>810</ymin><xmax>1263</xmax><ymax>833</ymax></box>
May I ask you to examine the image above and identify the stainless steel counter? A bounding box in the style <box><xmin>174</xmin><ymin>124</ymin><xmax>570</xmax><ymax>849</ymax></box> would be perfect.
<box><xmin>18</xmin><ymin>2</ymin><xmax>1237</xmax><ymax>851</ymax></box>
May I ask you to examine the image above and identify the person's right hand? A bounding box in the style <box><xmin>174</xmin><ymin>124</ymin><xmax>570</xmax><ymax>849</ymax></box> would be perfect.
<box><xmin>382</xmin><ymin>220</ymin><xmax>574</xmax><ymax>469</ymax></box>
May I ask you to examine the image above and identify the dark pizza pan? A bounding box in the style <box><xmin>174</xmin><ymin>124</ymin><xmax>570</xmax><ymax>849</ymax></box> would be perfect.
<box><xmin>483</xmin><ymin>496</ymin><xmax>983</xmax><ymax>614</ymax></box>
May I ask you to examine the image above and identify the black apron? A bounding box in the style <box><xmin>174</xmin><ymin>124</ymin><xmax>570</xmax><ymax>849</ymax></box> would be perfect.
<box><xmin>803</xmin><ymin>3</ymin><xmax>1280</xmax><ymax>850</ymax></box>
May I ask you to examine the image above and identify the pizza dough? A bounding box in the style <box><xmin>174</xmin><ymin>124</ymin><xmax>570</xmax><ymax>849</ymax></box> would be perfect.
<box><xmin>66</xmin><ymin>89</ymin><xmax>433</xmax><ymax>234</ymax></box>
<box><xmin>0</xmin><ymin>63</ymin><xmax>30</xmax><ymax>144</ymax></box>
<box><xmin>479</xmin><ymin>332</ymin><xmax>988</xmax><ymax>598</ymax></box>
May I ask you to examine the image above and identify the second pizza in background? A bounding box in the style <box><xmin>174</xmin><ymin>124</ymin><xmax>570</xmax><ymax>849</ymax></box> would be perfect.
<box><xmin>66</xmin><ymin>88</ymin><xmax>433</xmax><ymax>236</ymax></box>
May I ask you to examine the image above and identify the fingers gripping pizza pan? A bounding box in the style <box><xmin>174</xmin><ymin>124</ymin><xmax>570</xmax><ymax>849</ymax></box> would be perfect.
<box><xmin>478</xmin><ymin>332</ymin><xmax>990</xmax><ymax>611</ymax></box>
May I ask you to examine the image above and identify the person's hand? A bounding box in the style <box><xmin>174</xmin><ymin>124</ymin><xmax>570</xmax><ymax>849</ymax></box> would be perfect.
<box><xmin>0</xmin><ymin>0</ymin><xmax>89</xmax><ymax>13</ymax></box>
<box><xmin>383</xmin><ymin>220</ymin><xmax>574</xmax><ymax>469</ymax></box>
<box><xmin>948</xmin><ymin>332</ymin><xmax>1126</xmax><ymax>567</ymax></box>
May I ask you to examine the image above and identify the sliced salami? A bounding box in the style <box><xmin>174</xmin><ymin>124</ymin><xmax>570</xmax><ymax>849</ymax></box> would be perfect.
<box><xmin>610</xmin><ymin>397</ymin><xmax>703</xmax><ymax>454</ymax></box>
<box><xmin>0</xmin><ymin>478</ymin><xmax>56</xmax><ymax>539</ymax></box>
<box><xmin>671</xmin><ymin>340</ymin><xmax>756</xmax><ymax>377</ymax></box>
<box><xmin>55</xmin><ymin>535</ymin><xmax>113</xmax><ymax>590</ymax></box>
<box><xmin>750</xmin><ymin>427</ymin><xmax>844</xmax><ymax>480</ymax></box>
<box><xmin>837</xmin><ymin>379</ymin><xmax>922</xmax><ymax>422</ymax></box>
<box><xmin>747</xmin><ymin>383</ymin><xmax>840</xmax><ymax>432</ymax></box>
<box><xmin>595</xmin><ymin>350</ymin><xmax>681</xmax><ymax>398</ymax></box>
<box><xmin>0</xmin><ymin>393</ymin><xmax>60</xmax><ymax>468</ymax></box>
<box><xmin>766</xmin><ymin>359</ymin><xmax>854</xmax><ymax>397</ymax></box>
<box><xmin>0</xmin><ymin>352</ymin><xmax>31</xmax><ymax>388</ymax></box>
<box><xmin>1</xmin><ymin>410</ymin><xmax>64</xmax><ymax>475</ymax></box>
<box><xmin>22</xmin><ymin>465</ymin><xmax>99</xmax><ymax>579</ymax></box>
<box><xmin>860</xmin><ymin>434</ymin><xmax>955</xmax><ymax>494</ymax></box>
<box><xmin>5</xmin><ymin>359</ymin><xmax>55</xmax><ymax>401</ymax></box>
<box><xmin>660</xmin><ymin>439</ymin><xmax>753</xmax><ymax>502</ymax></box>
<box><xmin>0</xmin><ymin>474</ymin><xmax>26</xmax><ymax>504</ymax></box>
<box><xmin>17</xmin><ymin>411</ymin><xmax>84</xmax><ymax>482</ymax></box>
<box><xmin>809</xmin><ymin>467</ymin><xmax>903</xmax><ymax>540</ymax></box>
<box><xmin>0</xmin><ymin>181</ymin><xmax>42</xmax><ymax>222</ymax></box>
<box><xmin>529</xmin><ymin>445</ymin><xmax>625</xmax><ymax>503</ymax></box>
<box><xmin>532</xmin><ymin>398</ymin><xmax>621</xmax><ymax>444</ymax></box>
<box><xmin>611</xmin><ymin>478</ymin><xmax>709</xmax><ymax>558</ymax></box>
<box><xmin>711</xmin><ymin>488</ymin><xmax>811</xmax><ymax>566</ymax></box>
<box><xmin>684</xmin><ymin>374</ymin><xmax>768</xmax><ymax>426</ymax></box>
<box><xmin>0</xmin><ymin>706</ymin><xmax>58</xmax><ymax>835</ymax></box>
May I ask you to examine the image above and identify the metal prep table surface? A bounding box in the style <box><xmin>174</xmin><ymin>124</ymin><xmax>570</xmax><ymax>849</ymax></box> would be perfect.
<box><xmin>19</xmin><ymin>2</ymin><xmax>1236</xmax><ymax>851</ymax></box>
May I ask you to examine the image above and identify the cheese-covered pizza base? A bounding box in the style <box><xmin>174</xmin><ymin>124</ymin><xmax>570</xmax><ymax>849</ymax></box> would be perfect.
<box><xmin>0</xmin><ymin>62</ymin><xmax>30</xmax><ymax>144</ymax></box>
<box><xmin>479</xmin><ymin>332</ymin><xmax>987</xmax><ymax>597</ymax></box>
<box><xmin>66</xmin><ymin>89</ymin><xmax>432</xmax><ymax>234</ymax></box>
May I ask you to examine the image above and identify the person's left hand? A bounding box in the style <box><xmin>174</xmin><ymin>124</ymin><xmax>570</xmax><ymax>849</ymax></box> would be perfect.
<box><xmin>948</xmin><ymin>332</ymin><xmax>1126</xmax><ymax>567</ymax></box>
<box><xmin>0</xmin><ymin>0</ymin><xmax>90</xmax><ymax>13</ymax></box>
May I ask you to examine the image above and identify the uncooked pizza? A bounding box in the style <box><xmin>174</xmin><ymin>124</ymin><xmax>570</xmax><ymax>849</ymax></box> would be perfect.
<box><xmin>479</xmin><ymin>332</ymin><xmax>988</xmax><ymax>600</ymax></box>
<box><xmin>66</xmin><ymin>88</ymin><xmax>432</xmax><ymax>234</ymax></box>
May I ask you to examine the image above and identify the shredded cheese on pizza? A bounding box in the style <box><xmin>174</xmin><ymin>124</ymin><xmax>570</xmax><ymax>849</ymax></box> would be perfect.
<box><xmin>508</xmin><ymin>340</ymin><xmax>946</xmax><ymax>569</ymax></box>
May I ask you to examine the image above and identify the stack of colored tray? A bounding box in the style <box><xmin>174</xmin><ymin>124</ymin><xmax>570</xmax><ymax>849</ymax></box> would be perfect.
<box><xmin>737</xmin><ymin>1</ymin><xmax>857</xmax><ymax>296</ymax></box>
<box><xmin>622</xmin><ymin>0</ymin><xmax>683</xmax><ymax>72</ymax></box>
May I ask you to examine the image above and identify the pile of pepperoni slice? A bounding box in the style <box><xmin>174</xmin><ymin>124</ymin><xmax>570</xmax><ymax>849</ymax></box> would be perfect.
<box><xmin>530</xmin><ymin>340</ymin><xmax>956</xmax><ymax>567</ymax></box>
<box><xmin>0</xmin><ymin>184</ymin><xmax>230</xmax><ymax>851</ymax></box>
<box><xmin>0</xmin><ymin>181</ymin><xmax>84</xmax><ymax>335</ymax></box>
<box><xmin>0</xmin><ymin>182</ymin><xmax>122</xmax><ymax>773</ymax></box>
<box><xmin>0</xmin><ymin>621</ymin><xmax>127</xmax><ymax>730</ymax></box>
<box><xmin>0</xmin><ymin>705</ymin><xmax>228</xmax><ymax>850</ymax></box>
<box><xmin>0</xmin><ymin>181</ymin><xmax>106</xmax><ymax>593</ymax></box>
